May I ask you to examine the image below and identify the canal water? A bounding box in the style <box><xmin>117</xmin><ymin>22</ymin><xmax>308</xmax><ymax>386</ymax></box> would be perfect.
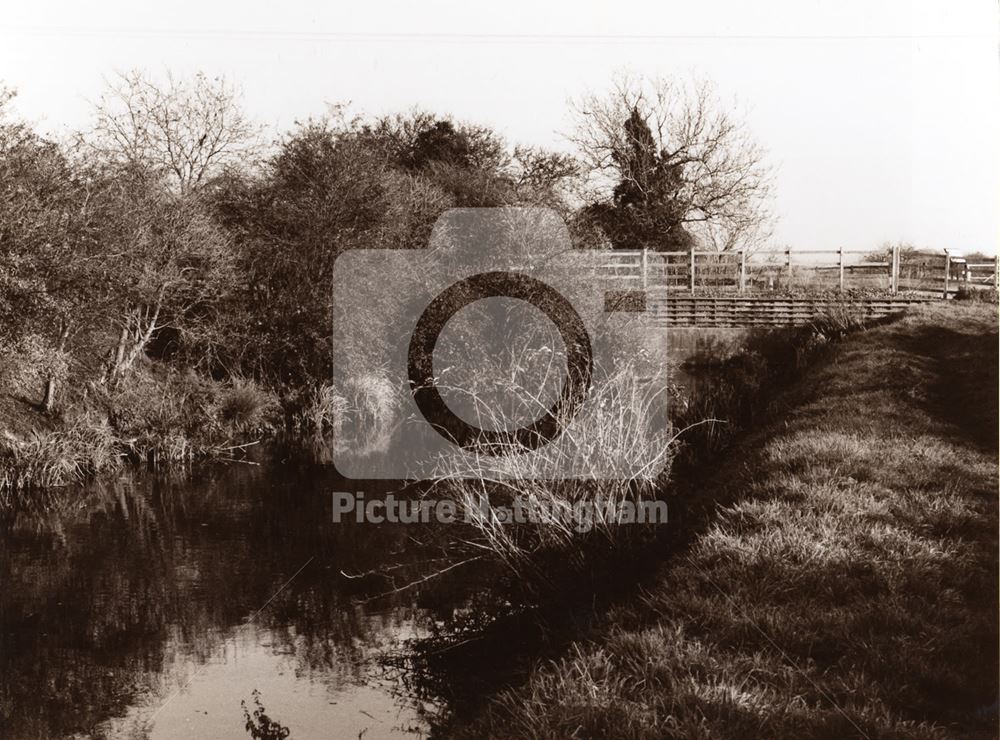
<box><xmin>0</xmin><ymin>462</ymin><xmax>479</xmax><ymax>739</ymax></box>
<box><xmin>0</xmin><ymin>331</ymin><xmax>741</xmax><ymax>739</ymax></box>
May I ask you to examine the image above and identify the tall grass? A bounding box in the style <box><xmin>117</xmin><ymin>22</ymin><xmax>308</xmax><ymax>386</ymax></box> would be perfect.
<box><xmin>1</xmin><ymin>362</ymin><xmax>280</xmax><ymax>499</ymax></box>
<box><xmin>301</xmin><ymin>371</ymin><xmax>400</xmax><ymax>456</ymax></box>
<box><xmin>424</xmin><ymin>359</ymin><xmax>674</xmax><ymax>597</ymax></box>
<box><xmin>0</xmin><ymin>414</ymin><xmax>120</xmax><ymax>502</ymax></box>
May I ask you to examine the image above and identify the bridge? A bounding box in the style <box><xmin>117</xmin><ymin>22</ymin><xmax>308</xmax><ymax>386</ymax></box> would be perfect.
<box><xmin>597</xmin><ymin>246</ymin><xmax>996</xmax><ymax>327</ymax></box>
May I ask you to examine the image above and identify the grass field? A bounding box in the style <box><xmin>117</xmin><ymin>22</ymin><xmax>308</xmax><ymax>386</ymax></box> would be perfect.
<box><xmin>458</xmin><ymin>303</ymin><xmax>999</xmax><ymax>739</ymax></box>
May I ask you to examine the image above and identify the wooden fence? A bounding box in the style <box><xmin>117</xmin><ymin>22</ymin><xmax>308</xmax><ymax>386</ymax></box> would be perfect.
<box><xmin>598</xmin><ymin>246</ymin><xmax>999</xmax><ymax>297</ymax></box>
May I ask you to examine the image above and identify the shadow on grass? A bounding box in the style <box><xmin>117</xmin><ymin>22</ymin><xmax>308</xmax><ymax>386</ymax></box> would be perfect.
<box><xmin>901</xmin><ymin>323</ymin><xmax>998</xmax><ymax>452</ymax></box>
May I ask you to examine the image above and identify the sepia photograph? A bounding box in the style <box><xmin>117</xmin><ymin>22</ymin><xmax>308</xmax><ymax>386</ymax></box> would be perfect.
<box><xmin>1</xmin><ymin>2</ymin><xmax>998</xmax><ymax>738</ymax></box>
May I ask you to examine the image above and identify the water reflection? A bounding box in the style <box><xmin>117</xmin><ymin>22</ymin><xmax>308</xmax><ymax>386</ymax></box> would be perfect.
<box><xmin>0</xmin><ymin>463</ymin><xmax>460</xmax><ymax>739</ymax></box>
<box><xmin>97</xmin><ymin>623</ymin><xmax>430</xmax><ymax>739</ymax></box>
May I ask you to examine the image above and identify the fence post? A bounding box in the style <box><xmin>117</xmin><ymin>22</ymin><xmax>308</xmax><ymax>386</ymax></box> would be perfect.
<box><xmin>995</xmin><ymin>255</ymin><xmax>999</xmax><ymax>291</ymax></box>
<box><xmin>890</xmin><ymin>243</ymin><xmax>899</xmax><ymax>295</ymax></box>
<box><xmin>943</xmin><ymin>252</ymin><xmax>951</xmax><ymax>299</ymax></box>
<box><xmin>689</xmin><ymin>249</ymin><xmax>696</xmax><ymax>292</ymax></box>
<box><xmin>739</xmin><ymin>249</ymin><xmax>747</xmax><ymax>293</ymax></box>
<box><xmin>838</xmin><ymin>245</ymin><xmax>844</xmax><ymax>292</ymax></box>
<box><xmin>641</xmin><ymin>248</ymin><xmax>648</xmax><ymax>291</ymax></box>
<box><xmin>786</xmin><ymin>247</ymin><xmax>793</xmax><ymax>286</ymax></box>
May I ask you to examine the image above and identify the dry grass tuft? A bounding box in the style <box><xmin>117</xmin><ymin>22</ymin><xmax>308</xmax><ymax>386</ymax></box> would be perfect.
<box><xmin>428</xmin><ymin>361</ymin><xmax>674</xmax><ymax>593</ymax></box>
<box><xmin>303</xmin><ymin>371</ymin><xmax>400</xmax><ymax>455</ymax></box>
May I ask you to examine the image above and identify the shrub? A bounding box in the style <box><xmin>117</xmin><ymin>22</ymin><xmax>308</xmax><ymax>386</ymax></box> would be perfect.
<box><xmin>215</xmin><ymin>378</ymin><xmax>280</xmax><ymax>434</ymax></box>
<box><xmin>0</xmin><ymin>333</ymin><xmax>71</xmax><ymax>407</ymax></box>
<box><xmin>954</xmin><ymin>285</ymin><xmax>999</xmax><ymax>303</ymax></box>
<box><xmin>97</xmin><ymin>366</ymin><xmax>210</xmax><ymax>459</ymax></box>
<box><xmin>95</xmin><ymin>365</ymin><xmax>278</xmax><ymax>461</ymax></box>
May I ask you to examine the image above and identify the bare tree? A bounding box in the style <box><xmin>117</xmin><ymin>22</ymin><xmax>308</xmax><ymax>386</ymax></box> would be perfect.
<box><xmin>90</xmin><ymin>70</ymin><xmax>260</xmax><ymax>194</ymax></box>
<box><xmin>95</xmin><ymin>172</ymin><xmax>237</xmax><ymax>382</ymax></box>
<box><xmin>79</xmin><ymin>72</ymin><xmax>253</xmax><ymax>381</ymax></box>
<box><xmin>570</xmin><ymin>73</ymin><xmax>773</xmax><ymax>251</ymax></box>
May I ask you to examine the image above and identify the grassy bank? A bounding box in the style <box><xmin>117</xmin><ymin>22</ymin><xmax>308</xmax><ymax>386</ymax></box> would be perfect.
<box><xmin>458</xmin><ymin>303</ymin><xmax>998</xmax><ymax>738</ymax></box>
<box><xmin>0</xmin><ymin>360</ymin><xmax>279</xmax><ymax>501</ymax></box>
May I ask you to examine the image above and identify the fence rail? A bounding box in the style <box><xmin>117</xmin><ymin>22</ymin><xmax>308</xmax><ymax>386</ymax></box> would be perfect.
<box><xmin>598</xmin><ymin>246</ymin><xmax>998</xmax><ymax>297</ymax></box>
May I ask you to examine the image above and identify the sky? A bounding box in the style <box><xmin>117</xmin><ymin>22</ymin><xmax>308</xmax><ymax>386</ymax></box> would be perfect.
<box><xmin>1</xmin><ymin>0</ymin><xmax>998</xmax><ymax>254</ymax></box>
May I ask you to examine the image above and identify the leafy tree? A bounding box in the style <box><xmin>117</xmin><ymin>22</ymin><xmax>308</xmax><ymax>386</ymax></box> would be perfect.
<box><xmin>0</xmin><ymin>90</ymin><xmax>114</xmax><ymax>407</ymax></box>
<box><xmin>0</xmin><ymin>81</ymin><xmax>242</xmax><ymax>408</ymax></box>
<box><xmin>212</xmin><ymin>118</ymin><xmax>400</xmax><ymax>387</ymax></box>
<box><xmin>386</xmin><ymin>115</ymin><xmax>514</xmax><ymax>207</ymax></box>
<box><xmin>213</xmin><ymin>111</ymin><xmax>575</xmax><ymax>388</ymax></box>
<box><xmin>581</xmin><ymin>106</ymin><xmax>694</xmax><ymax>251</ymax></box>
<box><xmin>510</xmin><ymin>145</ymin><xmax>579</xmax><ymax>211</ymax></box>
<box><xmin>0</xmin><ymin>75</ymin><xmax>583</xmax><ymax>415</ymax></box>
